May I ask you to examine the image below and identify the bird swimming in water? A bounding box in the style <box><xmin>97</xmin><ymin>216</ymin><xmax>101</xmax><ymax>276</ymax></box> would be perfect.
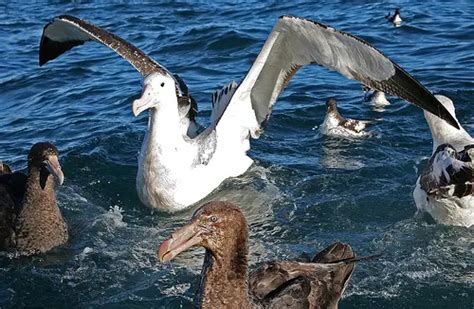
<box><xmin>158</xmin><ymin>201</ymin><xmax>377</xmax><ymax>308</ymax></box>
<box><xmin>39</xmin><ymin>15</ymin><xmax>458</xmax><ymax>212</ymax></box>
<box><xmin>386</xmin><ymin>8</ymin><xmax>402</xmax><ymax>26</ymax></box>
<box><xmin>320</xmin><ymin>98</ymin><xmax>372</xmax><ymax>138</ymax></box>
<box><xmin>413</xmin><ymin>95</ymin><xmax>473</xmax><ymax>227</ymax></box>
<box><xmin>0</xmin><ymin>142</ymin><xmax>67</xmax><ymax>255</ymax></box>
<box><xmin>363</xmin><ymin>86</ymin><xmax>390</xmax><ymax>107</ymax></box>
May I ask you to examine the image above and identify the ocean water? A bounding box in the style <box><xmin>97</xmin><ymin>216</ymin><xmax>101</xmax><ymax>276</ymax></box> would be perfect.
<box><xmin>0</xmin><ymin>1</ymin><xmax>473</xmax><ymax>308</ymax></box>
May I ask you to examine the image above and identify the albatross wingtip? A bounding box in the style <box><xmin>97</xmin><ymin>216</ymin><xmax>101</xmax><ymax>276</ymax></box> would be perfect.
<box><xmin>426</xmin><ymin>94</ymin><xmax>460</xmax><ymax>129</ymax></box>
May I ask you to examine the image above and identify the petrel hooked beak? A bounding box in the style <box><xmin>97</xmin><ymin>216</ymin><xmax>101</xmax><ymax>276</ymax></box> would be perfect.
<box><xmin>43</xmin><ymin>155</ymin><xmax>64</xmax><ymax>185</ymax></box>
<box><xmin>132</xmin><ymin>85</ymin><xmax>153</xmax><ymax>117</ymax></box>
<box><xmin>158</xmin><ymin>220</ymin><xmax>203</xmax><ymax>262</ymax></box>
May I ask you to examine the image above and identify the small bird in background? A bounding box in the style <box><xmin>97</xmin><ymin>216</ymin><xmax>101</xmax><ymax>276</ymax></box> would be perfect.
<box><xmin>320</xmin><ymin>98</ymin><xmax>373</xmax><ymax>138</ymax></box>
<box><xmin>386</xmin><ymin>8</ymin><xmax>402</xmax><ymax>26</ymax></box>
<box><xmin>363</xmin><ymin>86</ymin><xmax>390</xmax><ymax>107</ymax></box>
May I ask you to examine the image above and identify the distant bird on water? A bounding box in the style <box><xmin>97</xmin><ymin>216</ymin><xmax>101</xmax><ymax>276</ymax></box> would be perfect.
<box><xmin>320</xmin><ymin>98</ymin><xmax>372</xmax><ymax>138</ymax></box>
<box><xmin>39</xmin><ymin>15</ymin><xmax>457</xmax><ymax>212</ymax></box>
<box><xmin>386</xmin><ymin>8</ymin><xmax>402</xmax><ymax>26</ymax></box>
<box><xmin>158</xmin><ymin>201</ymin><xmax>377</xmax><ymax>308</ymax></box>
<box><xmin>0</xmin><ymin>143</ymin><xmax>67</xmax><ymax>255</ymax></box>
<box><xmin>363</xmin><ymin>86</ymin><xmax>390</xmax><ymax>107</ymax></box>
<box><xmin>413</xmin><ymin>95</ymin><xmax>473</xmax><ymax>227</ymax></box>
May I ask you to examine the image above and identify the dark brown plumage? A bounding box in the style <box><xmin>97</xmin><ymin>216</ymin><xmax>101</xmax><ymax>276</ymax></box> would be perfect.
<box><xmin>0</xmin><ymin>163</ymin><xmax>12</xmax><ymax>174</ymax></box>
<box><xmin>158</xmin><ymin>201</ymin><xmax>359</xmax><ymax>308</ymax></box>
<box><xmin>0</xmin><ymin>142</ymin><xmax>67</xmax><ymax>255</ymax></box>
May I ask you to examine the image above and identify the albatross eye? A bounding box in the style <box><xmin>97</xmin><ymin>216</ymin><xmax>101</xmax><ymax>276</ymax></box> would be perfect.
<box><xmin>160</xmin><ymin>82</ymin><xmax>165</xmax><ymax>87</ymax></box>
<box><xmin>210</xmin><ymin>216</ymin><xmax>218</xmax><ymax>223</ymax></box>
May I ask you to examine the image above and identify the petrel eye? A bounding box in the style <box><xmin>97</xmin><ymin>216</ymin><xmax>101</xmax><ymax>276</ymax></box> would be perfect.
<box><xmin>160</xmin><ymin>82</ymin><xmax>165</xmax><ymax>87</ymax></box>
<box><xmin>210</xmin><ymin>216</ymin><xmax>218</xmax><ymax>223</ymax></box>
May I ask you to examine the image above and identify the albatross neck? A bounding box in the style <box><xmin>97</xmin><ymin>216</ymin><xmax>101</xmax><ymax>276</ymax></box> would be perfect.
<box><xmin>425</xmin><ymin>114</ymin><xmax>472</xmax><ymax>152</ymax></box>
<box><xmin>24</xmin><ymin>166</ymin><xmax>56</xmax><ymax>206</ymax></box>
<box><xmin>145</xmin><ymin>105</ymin><xmax>188</xmax><ymax>152</ymax></box>
<box><xmin>15</xmin><ymin>165</ymin><xmax>67</xmax><ymax>253</ymax></box>
<box><xmin>197</xmin><ymin>235</ymin><xmax>251</xmax><ymax>308</ymax></box>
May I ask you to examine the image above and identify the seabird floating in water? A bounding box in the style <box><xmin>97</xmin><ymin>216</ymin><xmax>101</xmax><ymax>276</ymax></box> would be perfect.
<box><xmin>386</xmin><ymin>8</ymin><xmax>402</xmax><ymax>26</ymax></box>
<box><xmin>413</xmin><ymin>95</ymin><xmax>473</xmax><ymax>227</ymax></box>
<box><xmin>363</xmin><ymin>86</ymin><xmax>390</xmax><ymax>107</ymax></box>
<box><xmin>320</xmin><ymin>98</ymin><xmax>372</xmax><ymax>138</ymax></box>
<box><xmin>39</xmin><ymin>15</ymin><xmax>458</xmax><ymax>212</ymax></box>
<box><xmin>0</xmin><ymin>143</ymin><xmax>67</xmax><ymax>255</ymax></box>
<box><xmin>158</xmin><ymin>201</ymin><xmax>375</xmax><ymax>308</ymax></box>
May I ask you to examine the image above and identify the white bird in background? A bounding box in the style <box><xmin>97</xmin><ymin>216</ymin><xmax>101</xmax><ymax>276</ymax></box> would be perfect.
<box><xmin>413</xmin><ymin>95</ymin><xmax>473</xmax><ymax>227</ymax></box>
<box><xmin>363</xmin><ymin>86</ymin><xmax>390</xmax><ymax>107</ymax></box>
<box><xmin>39</xmin><ymin>15</ymin><xmax>458</xmax><ymax>212</ymax></box>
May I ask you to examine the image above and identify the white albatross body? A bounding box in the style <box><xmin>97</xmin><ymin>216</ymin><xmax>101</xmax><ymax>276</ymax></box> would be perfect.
<box><xmin>135</xmin><ymin>81</ymin><xmax>253</xmax><ymax>210</ymax></box>
<box><xmin>39</xmin><ymin>15</ymin><xmax>459</xmax><ymax>211</ymax></box>
<box><xmin>413</xmin><ymin>95</ymin><xmax>473</xmax><ymax>227</ymax></box>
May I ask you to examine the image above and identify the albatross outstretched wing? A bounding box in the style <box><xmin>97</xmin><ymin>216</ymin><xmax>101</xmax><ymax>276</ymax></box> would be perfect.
<box><xmin>39</xmin><ymin>15</ymin><xmax>170</xmax><ymax>77</ymax></box>
<box><xmin>39</xmin><ymin>15</ymin><xmax>197</xmax><ymax>119</ymax></box>
<box><xmin>219</xmin><ymin>15</ymin><xmax>458</xmax><ymax>138</ymax></box>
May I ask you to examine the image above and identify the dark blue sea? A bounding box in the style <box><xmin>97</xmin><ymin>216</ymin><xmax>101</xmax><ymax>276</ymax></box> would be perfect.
<box><xmin>0</xmin><ymin>1</ymin><xmax>473</xmax><ymax>308</ymax></box>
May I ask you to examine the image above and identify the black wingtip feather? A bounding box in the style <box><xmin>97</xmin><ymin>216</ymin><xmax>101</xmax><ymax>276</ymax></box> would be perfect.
<box><xmin>389</xmin><ymin>66</ymin><xmax>460</xmax><ymax>129</ymax></box>
<box><xmin>39</xmin><ymin>35</ymin><xmax>85</xmax><ymax>66</ymax></box>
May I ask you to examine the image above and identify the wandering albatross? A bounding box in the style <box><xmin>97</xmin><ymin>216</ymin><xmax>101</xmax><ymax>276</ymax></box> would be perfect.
<box><xmin>0</xmin><ymin>143</ymin><xmax>67</xmax><ymax>255</ymax></box>
<box><xmin>413</xmin><ymin>95</ymin><xmax>473</xmax><ymax>227</ymax></box>
<box><xmin>39</xmin><ymin>15</ymin><xmax>459</xmax><ymax>212</ymax></box>
<box><xmin>158</xmin><ymin>201</ymin><xmax>378</xmax><ymax>308</ymax></box>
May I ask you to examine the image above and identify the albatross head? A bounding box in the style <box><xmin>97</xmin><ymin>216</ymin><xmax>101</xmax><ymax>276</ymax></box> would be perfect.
<box><xmin>158</xmin><ymin>201</ymin><xmax>248</xmax><ymax>263</ymax></box>
<box><xmin>424</xmin><ymin>95</ymin><xmax>469</xmax><ymax>150</ymax></box>
<box><xmin>132</xmin><ymin>72</ymin><xmax>177</xmax><ymax>117</ymax></box>
<box><xmin>28</xmin><ymin>142</ymin><xmax>64</xmax><ymax>186</ymax></box>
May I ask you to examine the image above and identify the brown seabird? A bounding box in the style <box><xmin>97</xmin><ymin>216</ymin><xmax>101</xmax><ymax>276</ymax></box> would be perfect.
<box><xmin>158</xmin><ymin>201</ymin><xmax>376</xmax><ymax>308</ymax></box>
<box><xmin>0</xmin><ymin>142</ymin><xmax>67</xmax><ymax>255</ymax></box>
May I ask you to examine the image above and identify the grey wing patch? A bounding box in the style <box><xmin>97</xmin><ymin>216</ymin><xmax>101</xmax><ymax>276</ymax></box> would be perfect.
<box><xmin>188</xmin><ymin>130</ymin><xmax>217</xmax><ymax>166</ymax></box>
<box><xmin>420</xmin><ymin>144</ymin><xmax>473</xmax><ymax>198</ymax></box>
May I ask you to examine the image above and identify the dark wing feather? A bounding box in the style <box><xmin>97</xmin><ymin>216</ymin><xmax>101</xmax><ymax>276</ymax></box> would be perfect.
<box><xmin>39</xmin><ymin>15</ymin><xmax>168</xmax><ymax>77</ymax></box>
<box><xmin>249</xmin><ymin>242</ymin><xmax>355</xmax><ymax>308</ymax></box>
<box><xmin>0</xmin><ymin>172</ymin><xmax>27</xmax><ymax>249</ymax></box>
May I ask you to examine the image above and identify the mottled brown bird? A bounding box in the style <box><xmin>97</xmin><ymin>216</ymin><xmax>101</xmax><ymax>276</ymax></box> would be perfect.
<box><xmin>158</xmin><ymin>201</ymin><xmax>360</xmax><ymax>308</ymax></box>
<box><xmin>0</xmin><ymin>142</ymin><xmax>67</xmax><ymax>255</ymax></box>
